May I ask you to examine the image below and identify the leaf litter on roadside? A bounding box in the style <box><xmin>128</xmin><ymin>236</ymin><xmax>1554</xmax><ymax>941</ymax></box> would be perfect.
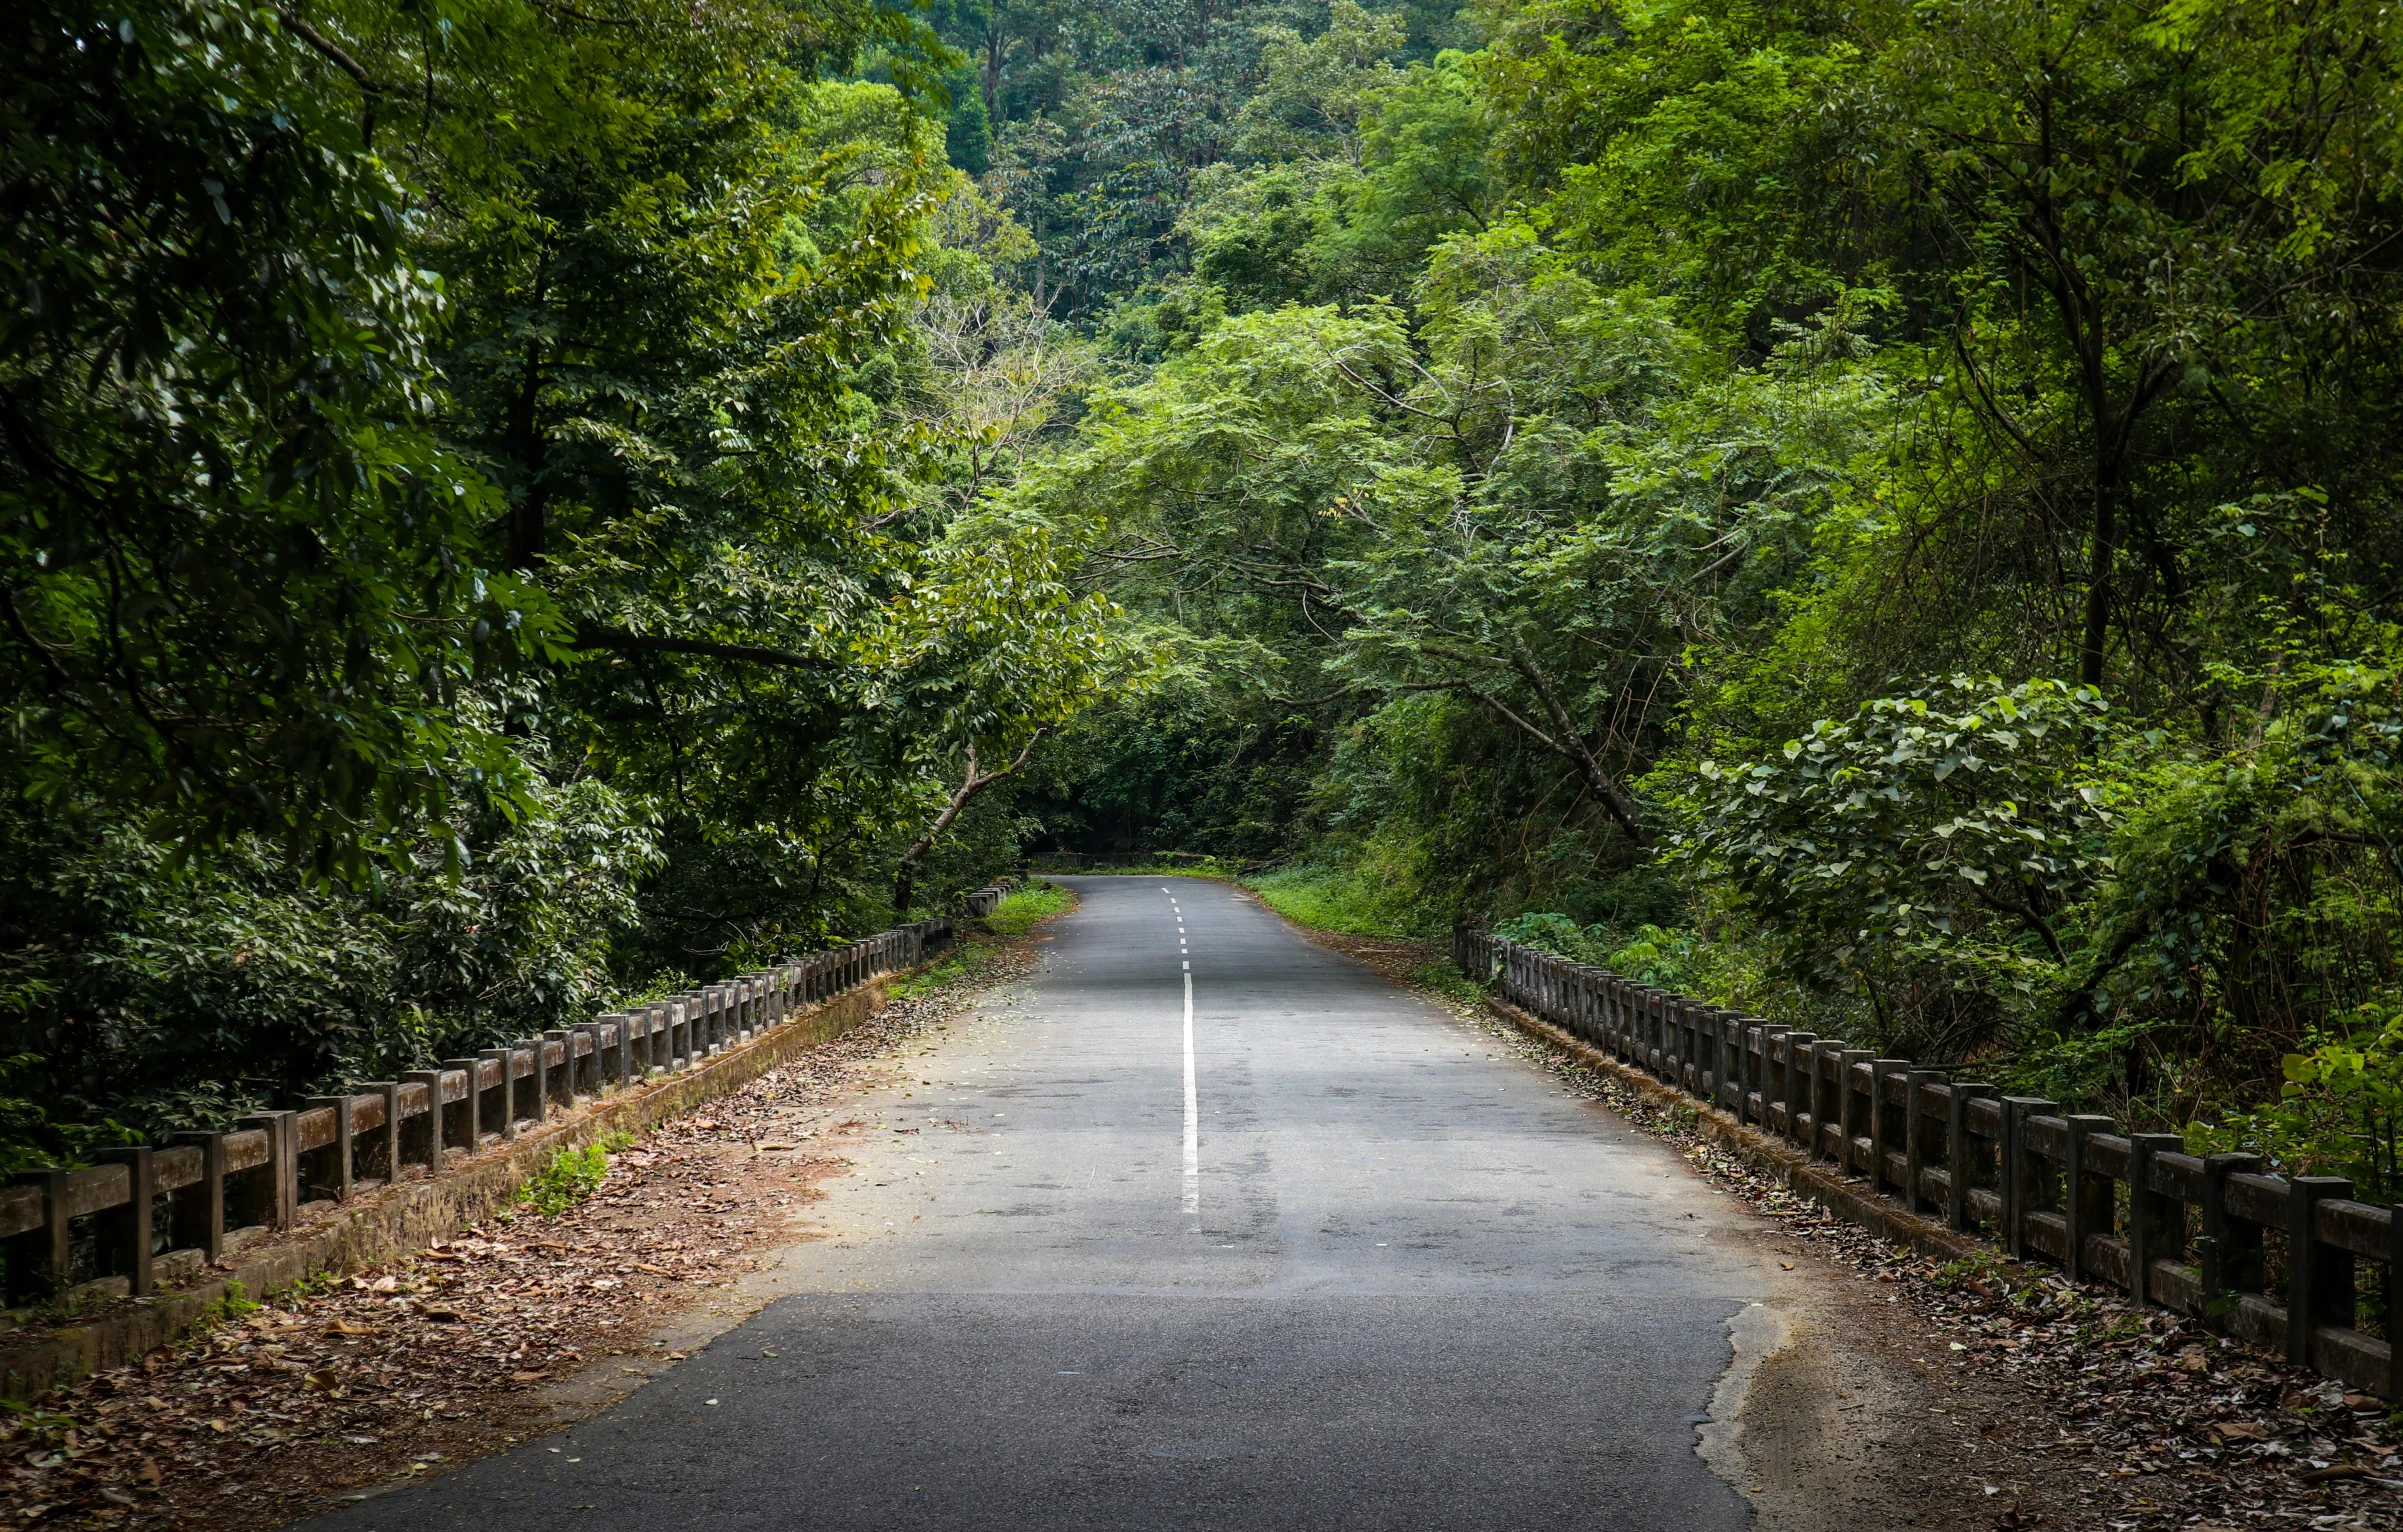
<box><xmin>1468</xmin><ymin>973</ymin><xmax>2400</xmax><ymax>1528</ymax></box>
<box><xmin>0</xmin><ymin>938</ymin><xmax>1044</xmax><ymax>1532</ymax></box>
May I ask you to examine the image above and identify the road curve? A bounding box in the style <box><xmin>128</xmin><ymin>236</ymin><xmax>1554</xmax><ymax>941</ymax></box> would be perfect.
<box><xmin>309</xmin><ymin>875</ymin><xmax>1787</xmax><ymax>1531</ymax></box>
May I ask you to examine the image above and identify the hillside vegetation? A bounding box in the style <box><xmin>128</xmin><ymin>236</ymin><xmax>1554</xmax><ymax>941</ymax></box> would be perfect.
<box><xmin>979</xmin><ymin>0</ymin><xmax>2403</xmax><ymax>1194</ymax></box>
<box><xmin>7</xmin><ymin>0</ymin><xmax>2402</xmax><ymax>1195</ymax></box>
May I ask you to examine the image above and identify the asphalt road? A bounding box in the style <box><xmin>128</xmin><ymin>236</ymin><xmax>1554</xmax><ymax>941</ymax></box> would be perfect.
<box><xmin>312</xmin><ymin>876</ymin><xmax>1787</xmax><ymax>1531</ymax></box>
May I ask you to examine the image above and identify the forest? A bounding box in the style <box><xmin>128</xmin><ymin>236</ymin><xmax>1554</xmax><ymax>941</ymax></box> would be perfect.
<box><xmin>6</xmin><ymin>0</ymin><xmax>2403</xmax><ymax>1200</ymax></box>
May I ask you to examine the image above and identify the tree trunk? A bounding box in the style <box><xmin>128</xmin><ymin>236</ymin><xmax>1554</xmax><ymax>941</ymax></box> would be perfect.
<box><xmin>890</xmin><ymin>733</ymin><xmax>1044</xmax><ymax>917</ymax></box>
<box><xmin>2080</xmin><ymin>469</ymin><xmax>2117</xmax><ymax>688</ymax></box>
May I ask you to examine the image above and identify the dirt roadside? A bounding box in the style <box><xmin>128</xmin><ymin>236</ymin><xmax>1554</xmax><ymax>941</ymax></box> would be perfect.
<box><xmin>1285</xmin><ymin>921</ymin><xmax>2403</xmax><ymax>1532</ymax></box>
<box><xmin>0</xmin><ymin>935</ymin><xmax>1048</xmax><ymax>1532</ymax></box>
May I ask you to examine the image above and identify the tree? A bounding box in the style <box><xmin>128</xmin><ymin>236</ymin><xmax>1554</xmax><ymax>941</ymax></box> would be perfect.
<box><xmin>0</xmin><ymin>0</ymin><xmax>555</xmax><ymax>881</ymax></box>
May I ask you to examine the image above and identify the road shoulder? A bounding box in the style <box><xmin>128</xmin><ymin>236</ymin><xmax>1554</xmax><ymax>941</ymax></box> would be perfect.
<box><xmin>1265</xmin><ymin>913</ymin><xmax>2403</xmax><ymax>1531</ymax></box>
<box><xmin>0</xmin><ymin>931</ymin><xmax>1054</xmax><ymax>1532</ymax></box>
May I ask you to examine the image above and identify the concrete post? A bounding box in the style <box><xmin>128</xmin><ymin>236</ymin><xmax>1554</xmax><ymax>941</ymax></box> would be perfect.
<box><xmin>94</xmin><ymin>1147</ymin><xmax>154</xmax><ymax>1295</ymax></box>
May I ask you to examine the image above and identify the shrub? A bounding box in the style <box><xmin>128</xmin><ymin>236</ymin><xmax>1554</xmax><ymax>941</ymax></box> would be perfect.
<box><xmin>516</xmin><ymin>1134</ymin><xmax>635</xmax><ymax>1218</ymax></box>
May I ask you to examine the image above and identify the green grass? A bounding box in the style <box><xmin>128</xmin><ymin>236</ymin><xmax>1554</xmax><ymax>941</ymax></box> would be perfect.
<box><xmin>192</xmin><ymin>1281</ymin><xmax>257</xmax><ymax>1331</ymax></box>
<box><xmin>1242</xmin><ymin>862</ymin><xmax>1429</xmax><ymax>938</ymax></box>
<box><xmin>515</xmin><ymin>1132</ymin><xmax>635</xmax><ymax>1217</ymax></box>
<box><xmin>886</xmin><ymin>941</ymin><xmax>992</xmax><ymax>1000</ymax></box>
<box><xmin>1408</xmin><ymin>961</ymin><xmax>1483</xmax><ymax>1004</ymax></box>
<box><xmin>985</xmin><ymin>880</ymin><xmax>1076</xmax><ymax>937</ymax></box>
<box><xmin>1029</xmin><ymin>855</ymin><xmax>1242</xmax><ymax>878</ymax></box>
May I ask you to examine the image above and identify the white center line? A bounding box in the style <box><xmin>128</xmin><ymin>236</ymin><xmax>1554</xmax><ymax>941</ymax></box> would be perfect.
<box><xmin>1182</xmin><ymin>968</ymin><xmax>1199</xmax><ymax>1226</ymax></box>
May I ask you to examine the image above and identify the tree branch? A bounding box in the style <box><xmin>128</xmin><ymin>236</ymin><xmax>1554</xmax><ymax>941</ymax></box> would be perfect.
<box><xmin>893</xmin><ymin>732</ymin><xmax>1046</xmax><ymax>910</ymax></box>
<box><xmin>274</xmin><ymin>8</ymin><xmax>396</xmax><ymax>93</ymax></box>
<box><xmin>1509</xmin><ymin>632</ymin><xmax>1648</xmax><ymax>842</ymax></box>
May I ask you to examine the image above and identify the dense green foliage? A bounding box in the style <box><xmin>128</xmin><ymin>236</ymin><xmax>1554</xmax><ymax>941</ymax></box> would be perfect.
<box><xmin>989</xmin><ymin>0</ymin><xmax>2403</xmax><ymax>1193</ymax></box>
<box><xmin>0</xmin><ymin>0</ymin><xmax>1133</xmax><ymax>1157</ymax></box>
<box><xmin>12</xmin><ymin>0</ymin><xmax>2403</xmax><ymax>1199</ymax></box>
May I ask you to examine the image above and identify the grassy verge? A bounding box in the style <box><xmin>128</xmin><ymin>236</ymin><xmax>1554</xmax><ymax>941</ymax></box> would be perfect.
<box><xmin>1031</xmin><ymin>855</ymin><xmax>1243</xmax><ymax>878</ymax></box>
<box><xmin>1405</xmin><ymin>961</ymin><xmax>1483</xmax><ymax>1004</ymax></box>
<box><xmin>1242</xmin><ymin>861</ymin><xmax>1430</xmax><ymax>938</ymax></box>
<box><xmin>887</xmin><ymin>941</ymin><xmax>993</xmax><ymax>1001</ymax></box>
<box><xmin>886</xmin><ymin>881</ymin><xmax>1078</xmax><ymax>1000</ymax></box>
<box><xmin>986</xmin><ymin>879</ymin><xmax>1075</xmax><ymax>937</ymax></box>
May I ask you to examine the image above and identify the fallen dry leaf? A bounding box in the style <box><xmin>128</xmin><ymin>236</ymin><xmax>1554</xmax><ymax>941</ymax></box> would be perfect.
<box><xmin>0</xmin><ymin>934</ymin><xmax>1046</xmax><ymax>1532</ymax></box>
<box><xmin>2299</xmin><ymin>1464</ymin><xmax>2372</xmax><ymax>1483</ymax></box>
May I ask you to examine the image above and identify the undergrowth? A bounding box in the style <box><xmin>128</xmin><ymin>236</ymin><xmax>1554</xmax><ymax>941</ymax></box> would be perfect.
<box><xmin>985</xmin><ymin>880</ymin><xmax>1075</xmax><ymax>937</ymax></box>
<box><xmin>1243</xmin><ymin>861</ymin><xmax>1433</xmax><ymax>938</ymax></box>
<box><xmin>514</xmin><ymin>1133</ymin><xmax>634</xmax><ymax>1218</ymax></box>
<box><xmin>1408</xmin><ymin>962</ymin><xmax>1483</xmax><ymax>1005</ymax></box>
<box><xmin>889</xmin><ymin>941</ymin><xmax>993</xmax><ymax>999</ymax></box>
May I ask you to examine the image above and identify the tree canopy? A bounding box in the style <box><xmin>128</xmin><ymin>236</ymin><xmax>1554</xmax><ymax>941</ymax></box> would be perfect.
<box><xmin>9</xmin><ymin>0</ymin><xmax>2403</xmax><ymax>1194</ymax></box>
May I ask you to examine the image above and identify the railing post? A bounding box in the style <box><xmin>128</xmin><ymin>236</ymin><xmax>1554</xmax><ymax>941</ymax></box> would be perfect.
<box><xmin>1812</xmin><ymin>1042</ymin><xmax>1847</xmax><ymax>1159</ymax></box>
<box><xmin>442</xmin><ymin>1059</ymin><xmax>485</xmax><ymax>1148</ymax></box>
<box><xmin>1999</xmin><ymin>1097</ymin><xmax>2056</xmax><ymax>1258</ymax></box>
<box><xmin>169</xmin><ymin>1131</ymin><xmax>227</xmax><ymax>1263</ymax></box>
<box><xmin>528</xmin><ymin>1037</ymin><xmax>554</xmax><ymax>1120</ymax></box>
<box><xmin>1836</xmin><ymin>1050</ymin><xmax>1871</xmax><ymax>1176</ymax></box>
<box><xmin>1689</xmin><ymin>1006</ymin><xmax>1711</xmax><ymax>1098</ymax></box>
<box><xmin>2387</xmin><ymin>1198</ymin><xmax>2403</xmax><ymax>1401</ymax></box>
<box><xmin>375</xmin><ymin>1081</ymin><xmax>402</xmax><ymax>1182</ymax></box>
<box><xmin>2125</xmin><ymin>1133</ymin><xmax>2184</xmax><ymax>1306</ymax></box>
<box><xmin>1713</xmin><ymin>1016</ymin><xmax>1739</xmax><ymax>1111</ymax></box>
<box><xmin>7</xmin><ymin>1169</ymin><xmax>72</xmax><ymax>1299</ymax></box>
<box><xmin>1746</xmin><ymin>1025</ymin><xmax>1775</xmax><ymax>1129</ymax></box>
<box><xmin>1901</xmin><ymin>1070</ymin><xmax>1944</xmax><ymax>1213</ymax></box>
<box><xmin>1744</xmin><ymin>1025</ymin><xmax>1772</xmax><ymax>1127</ymax></box>
<box><xmin>1869</xmin><ymin>1061</ymin><xmax>1909</xmax><ymax>1196</ymax></box>
<box><xmin>1783</xmin><ymin>1034</ymin><xmax>1819</xmax><ymax>1148</ymax></box>
<box><xmin>405</xmin><ymin>1070</ymin><xmax>449</xmax><ymax>1170</ymax></box>
<box><xmin>2199</xmin><ymin>1152</ymin><xmax>2264</xmax><ymax>1332</ymax></box>
<box><xmin>1945</xmin><ymin>1083</ymin><xmax>1995</xmax><ymax>1231</ymax></box>
<box><xmin>2286</xmin><ymin>1175</ymin><xmax>2354</xmax><ymax>1367</ymax></box>
<box><xmin>238</xmin><ymin>1110</ymin><xmax>299</xmax><ymax>1228</ymax></box>
<box><xmin>94</xmin><ymin>1146</ymin><xmax>155</xmax><ymax>1295</ymax></box>
<box><xmin>480</xmin><ymin>1051</ymin><xmax>516</xmax><ymax>1141</ymax></box>
<box><xmin>303</xmin><ymin>1096</ymin><xmax>355</xmax><ymax>1202</ymax></box>
<box><xmin>2057</xmin><ymin>1114</ymin><xmax>2109</xmax><ymax>1280</ymax></box>
<box><xmin>570</xmin><ymin>1025</ymin><xmax>598</xmax><ymax>1099</ymax></box>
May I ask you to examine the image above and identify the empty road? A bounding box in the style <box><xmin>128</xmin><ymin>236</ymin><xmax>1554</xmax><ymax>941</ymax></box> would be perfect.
<box><xmin>311</xmin><ymin>875</ymin><xmax>1802</xmax><ymax>1531</ymax></box>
